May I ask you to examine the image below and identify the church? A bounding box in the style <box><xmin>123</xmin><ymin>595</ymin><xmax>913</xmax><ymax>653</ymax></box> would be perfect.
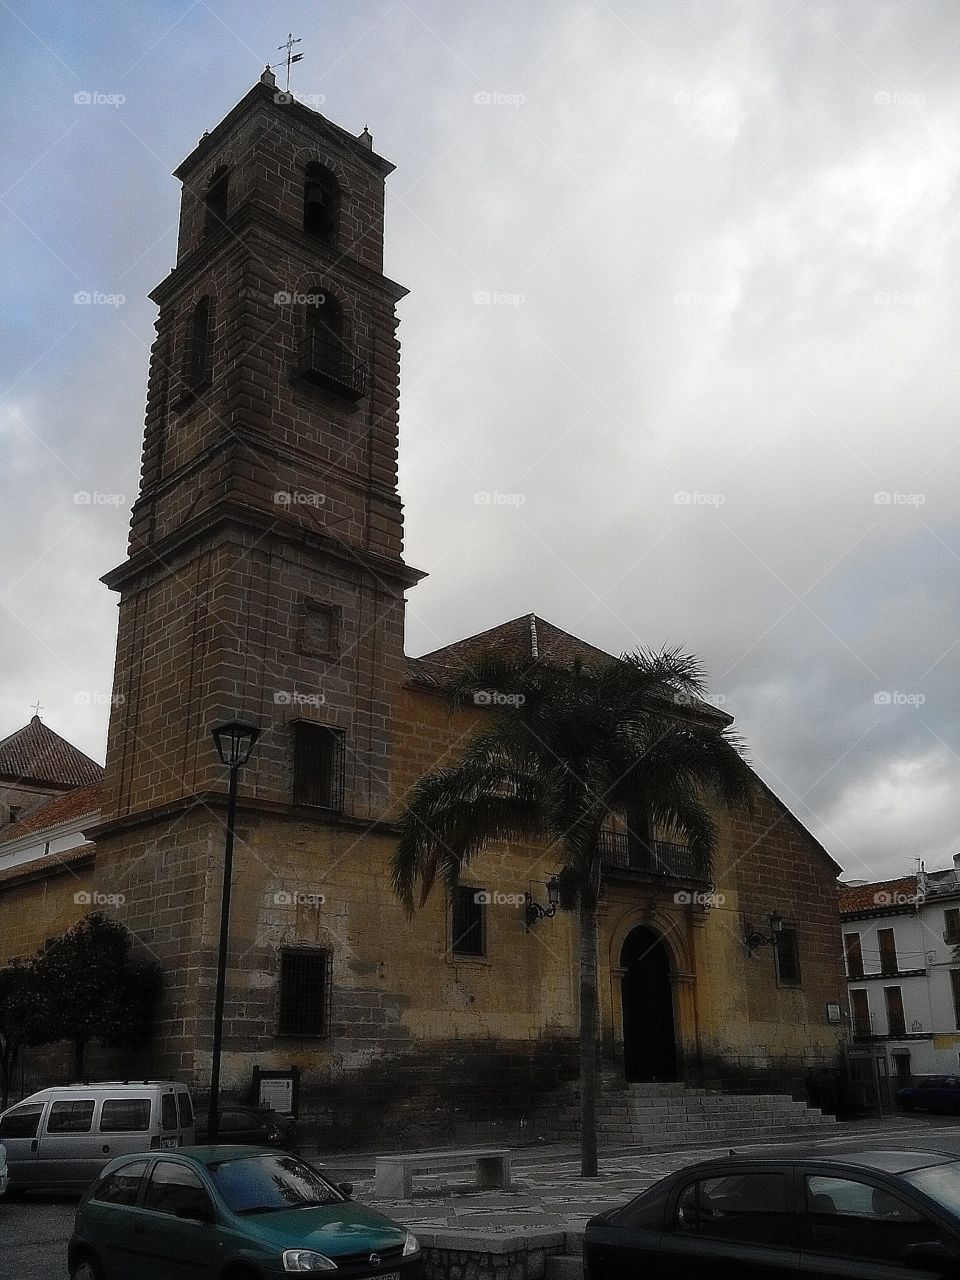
<box><xmin>0</xmin><ymin>73</ymin><xmax>847</xmax><ymax>1145</ymax></box>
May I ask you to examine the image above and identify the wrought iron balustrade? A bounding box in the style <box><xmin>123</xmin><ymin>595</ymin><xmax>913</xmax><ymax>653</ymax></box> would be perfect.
<box><xmin>295</xmin><ymin>333</ymin><xmax>365</xmax><ymax>400</ymax></box>
<box><xmin>599</xmin><ymin>829</ymin><xmax>707</xmax><ymax>883</ymax></box>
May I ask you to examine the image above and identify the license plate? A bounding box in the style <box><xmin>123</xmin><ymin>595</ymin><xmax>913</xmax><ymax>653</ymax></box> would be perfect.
<box><xmin>160</xmin><ymin>1137</ymin><xmax>179</xmax><ymax>1149</ymax></box>
<box><xmin>365</xmin><ymin>1272</ymin><xmax>399</xmax><ymax>1280</ymax></box>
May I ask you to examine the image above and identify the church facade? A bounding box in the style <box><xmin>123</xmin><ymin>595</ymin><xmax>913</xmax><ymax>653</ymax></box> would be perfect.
<box><xmin>0</xmin><ymin>76</ymin><xmax>847</xmax><ymax>1144</ymax></box>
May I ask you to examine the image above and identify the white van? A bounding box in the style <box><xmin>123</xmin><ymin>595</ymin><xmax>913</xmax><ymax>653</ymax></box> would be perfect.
<box><xmin>0</xmin><ymin>1080</ymin><xmax>194</xmax><ymax>1192</ymax></box>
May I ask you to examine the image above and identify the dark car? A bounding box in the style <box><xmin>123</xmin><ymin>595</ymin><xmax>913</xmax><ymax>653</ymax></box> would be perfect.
<box><xmin>195</xmin><ymin>1106</ymin><xmax>297</xmax><ymax>1149</ymax></box>
<box><xmin>68</xmin><ymin>1146</ymin><xmax>421</xmax><ymax>1280</ymax></box>
<box><xmin>584</xmin><ymin>1148</ymin><xmax>960</xmax><ymax>1278</ymax></box>
<box><xmin>898</xmin><ymin>1077</ymin><xmax>960</xmax><ymax>1114</ymax></box>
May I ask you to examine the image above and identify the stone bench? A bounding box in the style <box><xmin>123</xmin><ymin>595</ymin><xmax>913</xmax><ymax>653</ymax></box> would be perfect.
<box><xmin>374</xmin><ymin>1147</ymin><xmax>512</xmax><ymax>1199</ymax></box>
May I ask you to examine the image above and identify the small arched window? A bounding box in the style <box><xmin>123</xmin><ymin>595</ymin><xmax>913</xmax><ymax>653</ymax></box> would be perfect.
<box><xmin>303</xmin><ymin>163</ymin><xmax>339</xmax><ymax>242</ymax></box>
<box><xmin>185</xmin><ymin>296</ymin><xmax>212</xmax><ymax>390</ymax></box>
<box><xmin>203</xmin><ymin>167</ymin><xmax>230</xmax><ymax>237</ymax></box>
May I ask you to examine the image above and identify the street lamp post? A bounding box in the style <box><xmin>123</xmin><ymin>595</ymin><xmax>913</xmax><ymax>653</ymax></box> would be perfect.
<box><xmin>208</xmin><ymin>718</ymin><xmax>260</xmax><ymax>1143</ymax></box>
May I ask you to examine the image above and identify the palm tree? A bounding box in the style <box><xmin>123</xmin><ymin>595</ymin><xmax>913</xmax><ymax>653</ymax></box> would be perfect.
<box><xmin>392</xmin><ymin>646</ymin><xmax>753</xmax><ymax>1177</ymax></box>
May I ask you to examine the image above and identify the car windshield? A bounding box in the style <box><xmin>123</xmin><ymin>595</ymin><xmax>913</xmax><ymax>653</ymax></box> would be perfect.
<box><xmin>209</xmin><ymin>1153</ymin><xmax>342</xmax><ymax>1214</ymax></box>
<box><xmin>902</xmin><ymin>1161</ymin><xmax>960</xmax><ymax>1213</ymax></box>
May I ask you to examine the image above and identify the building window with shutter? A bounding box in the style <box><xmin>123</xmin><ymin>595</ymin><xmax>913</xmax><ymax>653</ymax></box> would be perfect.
<box><xmin>277</xmin><ymin>949</ymin><xmax>332</xmax><ymax>1037</ymax></box>
<box><xmin>878</xmin><ymin>928</ymin><xmax>898</xmax><ymax>976</ymax></box>
<box><xmin>851</xmin><ymin>989</ymin><xmax>871</xmax><ymax>1036</ymax></box>
<box><xmin>884</xmin><ymin>986</ymin><xmax>906</xmax><ymax>1038</ymax></box>
<box><xmin>293</xmin><ymin>723</ymin><xmax>345</xmax><ymax>811</ymax></box>
<box><xmin>945</xmin><ymin>910</ymin><xmax>960</xmax><ymax>945</ymax></box>
<box><xmin>775</xmin><ymin>926</ymin><xmax>801</xmax><ymax>985</ymax></box>
<box><xmin>951</xmin><ymin>971</ymin><xmax>960</xmax><ymax>1030</ymax></box>
<box><xmin>451</xmin><ymin>885</ymin><xmax>486</xmax><ymax>958</ymax></box>
<box><xmin>844</xmin><ymin>932</ymin><xmax>864</xmax><ymax>979</ymax></box>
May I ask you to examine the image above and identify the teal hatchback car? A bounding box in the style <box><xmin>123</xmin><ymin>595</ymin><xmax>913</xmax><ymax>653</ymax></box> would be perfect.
<box><xmin>67</xmin><ymin>1146</ymin><xmax>421</xmax><ymax>1279</ymax></box>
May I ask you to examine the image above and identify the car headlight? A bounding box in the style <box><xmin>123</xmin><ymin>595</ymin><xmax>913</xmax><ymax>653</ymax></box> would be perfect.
<box><xmin>402</xmin><ymin>1232</ymin><xmax>420</xmax><ymax>1257</ymax></box>
<box><xmin>283</xmin><ymin>1250</ymin><xmax>338</xmax><ymax>1272</ymax></box>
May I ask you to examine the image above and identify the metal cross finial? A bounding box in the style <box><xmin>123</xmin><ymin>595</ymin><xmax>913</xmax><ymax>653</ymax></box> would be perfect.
<box><xmin>30</xmin><ymin>700</ymin><xmax>43</xmax><ymax>719</ymax></box>
<box><xmin>274</xmin><ymin>33</ymin><xmax>304</xmax><ymax>92</ymax></box>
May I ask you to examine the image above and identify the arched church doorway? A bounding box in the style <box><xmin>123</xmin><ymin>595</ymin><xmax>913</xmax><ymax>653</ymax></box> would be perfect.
<box><xmin>620</xmin><ymin>926</ymin><xmax>677</xmax><ymax>1082</ymax></box>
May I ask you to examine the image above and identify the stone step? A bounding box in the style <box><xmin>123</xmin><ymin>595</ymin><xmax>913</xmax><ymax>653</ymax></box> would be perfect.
<box><xmin>546</xmin><ymin>1256</ymin><xmax>584</xmax><ymax>1280</ymax></box>
<box><xmin>546</xmin><ymin>1257</ymin><xmax>584</xmax><ymax>1280</ymax></box>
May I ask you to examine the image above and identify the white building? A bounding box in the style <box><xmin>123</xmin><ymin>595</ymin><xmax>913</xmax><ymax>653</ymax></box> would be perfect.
<box><xmin>839</xmin><ymin>862</ymin><xmax>960</xmax><ymax>1092</ymax></box>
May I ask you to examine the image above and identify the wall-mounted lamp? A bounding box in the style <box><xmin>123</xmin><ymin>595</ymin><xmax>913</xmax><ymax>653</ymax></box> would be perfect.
<box><xmin>744</xmin><ymin>910</ymin><xmax>783</xmax><ymax>955</ymax></box>
<box><xmin>525</xmin><ymin>874</ymin><xmax>561</xmax><ymax>928</ymax></box>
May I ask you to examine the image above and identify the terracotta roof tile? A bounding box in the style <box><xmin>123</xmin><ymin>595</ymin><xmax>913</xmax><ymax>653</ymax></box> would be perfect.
<box><xmin>0</xmin><ymin>782</ymin><xmax>102</xmax><ymax>846</ymax></box>
<box><xmin>418</xmin><ymin>613</ymin><xmax>613</xmax><ymax>673</ymax></box>
<box><xmin>0</xmin><ymin>716</ymin><xmax>103</xmax><ymax>789</ymax></box>
<box><xmin>838</xmin><ymin>876</ymin><xmax>918</xmax><ymax>915</ymax></box>
<box><xmin>0</xmin><ymin>843</ymin><xmax>94</xmax><ymax>887</ymax></box>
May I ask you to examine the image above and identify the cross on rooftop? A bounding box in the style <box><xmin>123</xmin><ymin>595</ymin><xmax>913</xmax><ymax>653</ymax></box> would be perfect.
<box><xmin>273</xmin><ymin>33</ymin><xmax>304</xmax><ymax>92</ymax></box>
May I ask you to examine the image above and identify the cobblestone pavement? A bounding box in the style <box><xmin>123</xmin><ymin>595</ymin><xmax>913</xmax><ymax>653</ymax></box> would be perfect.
<box><xmin>321</xmin><ymin>1114</ymin><xmax>960</xmax><ymax>1237</ymax></box>
<box><xmin>2</xmin><ymin>1114</ymin><xmax>958</xmax><ymax>1278</ymax></box>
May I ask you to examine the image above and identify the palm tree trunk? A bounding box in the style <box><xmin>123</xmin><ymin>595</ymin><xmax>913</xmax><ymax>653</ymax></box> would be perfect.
<box><xmin>578</xmin><ymin>860</ymin><xmax>601</xmax><ymax>1177</ymax></box>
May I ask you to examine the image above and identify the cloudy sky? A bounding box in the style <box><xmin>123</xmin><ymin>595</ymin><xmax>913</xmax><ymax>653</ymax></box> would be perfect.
<box><xmin>2</xmin><ymin>0</ymin><xmax>959</xmax><ymax>882</ymax></box>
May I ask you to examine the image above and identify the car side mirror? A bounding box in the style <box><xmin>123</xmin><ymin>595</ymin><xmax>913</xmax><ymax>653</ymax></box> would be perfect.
<box><xmin>338</xmin><ymin>1182</ymin><xmax>354</xmax><ymax>1200</ymax></box>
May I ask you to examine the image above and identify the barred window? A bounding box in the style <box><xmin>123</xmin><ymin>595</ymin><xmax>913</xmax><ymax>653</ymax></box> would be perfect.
<box><xmin>278</xmin><ymin>949</ymin><xmax>332</xmax><ymax>1037</ymax></box>
<box><xmin>293</xmin><ymin>723</ymin><xmax>345</xmax><ymax>811</ymax></box>
<box><xmin>452</xmin><ymin>885</ymin><xmax>486</xmax><ymax>958</ymax></box>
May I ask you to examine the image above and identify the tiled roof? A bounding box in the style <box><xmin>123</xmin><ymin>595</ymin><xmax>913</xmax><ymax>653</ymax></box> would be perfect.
<box><xmin>0</xmin><ymin>843</ymin><xmax>94</xmax><ymax>887</ymax></box>
<box><xmin>0</xmin><ymin>782</ymin><xmax>102</xmax><ymax>846</ymax></box>
<box><xmin>411</xmin><ymin>613</ymin><xmax>729</xmax><ymax>723</ymax></box>
<box><xmin>0</xmin><ymin>716</ymin><xmax>104</xmax><ymax>789</ymax></box>
<box><xmin>418</xmin><ymin>613</ymin><xmax>614</xmax><ymax>675</ymax></box>
<box><xmin>838</xmin><ymin>876</ymin><xmax>918</xmax><ymax>915</ymax></box>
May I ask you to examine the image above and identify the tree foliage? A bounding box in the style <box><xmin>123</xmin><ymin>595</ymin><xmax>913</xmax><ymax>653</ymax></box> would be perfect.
<box><xmin>0</xmin><ymin>912</ymin><xmax>161</xmax><ymax>1090</ymax></box>
<box><xmin>393</xmin><ymin>646</ymin><xmax>754</xmax><ymax>1176</ymax></box>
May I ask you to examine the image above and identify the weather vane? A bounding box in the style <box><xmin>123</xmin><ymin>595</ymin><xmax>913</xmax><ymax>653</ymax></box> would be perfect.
<box><xmin>273</xmin><ymin>33</ymin><xmax>304</xmax><ymax>92</ymax></box>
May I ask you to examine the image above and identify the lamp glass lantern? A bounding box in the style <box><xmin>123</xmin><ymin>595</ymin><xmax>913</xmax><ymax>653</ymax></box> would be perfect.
<box><xmin>546</xmin><ymin>874</ymin><xmax>561</xmax><ymax>907</ymax></box>
<box><xmin>212</xmin><ymin>718</ymin><xmax>260</xmax><ymax>769</ymax></box>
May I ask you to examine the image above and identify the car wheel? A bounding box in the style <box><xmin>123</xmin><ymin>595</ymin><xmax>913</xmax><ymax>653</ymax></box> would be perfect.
<box><xmin>70</xmin><ymin>1254</ymin><xmax>103</xmax><ymax>1280</ymax></box>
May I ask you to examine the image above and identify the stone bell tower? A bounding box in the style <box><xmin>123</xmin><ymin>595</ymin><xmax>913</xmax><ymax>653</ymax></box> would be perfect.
<box><xmin>91</xmin><ymin>71</ymin><xmax>422</xmax><ymax>1079</ymax></box>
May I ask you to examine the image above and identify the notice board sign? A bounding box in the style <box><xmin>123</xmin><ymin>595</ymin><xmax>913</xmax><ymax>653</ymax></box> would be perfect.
<box><xmin>252</xmin><ymin>1066</ymin><xmax>300</xmax><ymax>1117</ymax></box>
